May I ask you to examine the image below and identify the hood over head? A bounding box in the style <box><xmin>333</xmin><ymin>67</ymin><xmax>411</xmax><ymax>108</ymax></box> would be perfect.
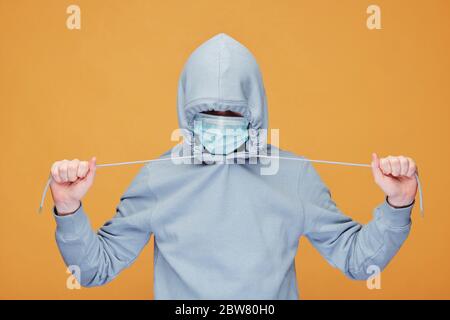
<box><xmin>177</xmin><ymin>33</ymin><xmax>268</xmax><ymax>155</ymax></box>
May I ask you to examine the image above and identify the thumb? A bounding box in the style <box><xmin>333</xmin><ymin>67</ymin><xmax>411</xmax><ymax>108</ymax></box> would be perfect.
<box><xmin>371</xmin><ymin>153</ymin><xmax>384</xmax><ymax>183</ymax></box>
<box><xmin>86</xmin><ymin>156</ymin><xmax>97</xmax><ymax>181</ymax></box>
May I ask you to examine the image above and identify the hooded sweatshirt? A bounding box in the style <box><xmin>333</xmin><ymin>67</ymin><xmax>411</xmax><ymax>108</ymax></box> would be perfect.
<box><xmin>53</xmin><ymin>33</ymin><xmax>413</xmax><ymax>299</ymax></box>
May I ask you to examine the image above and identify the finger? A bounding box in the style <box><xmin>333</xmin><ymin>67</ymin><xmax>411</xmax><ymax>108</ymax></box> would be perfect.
<box><xmin>67</xmin><ymin>159</ymin><xmax>80</xmax><ymax>182</ymax></box>
<box><xmin>77</xmin><ymin>161</ymin><xmax>89</xmax><ymax>179</ymax></box>
<box><xmin>85</xmin><ymin>156</ymin><xmax>97</xmax><ymax>182</ymax></box>
<box><xmin>371</xmin><ymin>153</ymin><xmax>384</xmax><ymax>183</ymax></box>
<box><xmin>51</xmin><ymin>161</ymin><xmax>62</xmax><ymax>183</ymax></box>
<box><xmin>380</xmin><ymin>157</ymin><xmax>392</xmax><ymax>175</ymax></box>
<box><xmin>58</xmin><ymin>160</ymin><xmax>69</xmax><ymax>183</ymax></box>
<box><xmin>406</xmin><ymin>157</ymin><xmax>417</xmax><ymax>177</ymax></box>
<box><xmin>398</xmin><ymin>156</ymin><xmax>409</xmax><ymax>176</ymax></box>
<box><xmin>389</xmin><ymin>156</ymin><xmax>401</xmax><ymax>177</ymax></box>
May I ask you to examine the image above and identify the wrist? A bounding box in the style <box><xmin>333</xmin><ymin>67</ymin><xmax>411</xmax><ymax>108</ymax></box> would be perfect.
<box><xmin>55</xmin><ymin>200</ymin><xmax>81</xmax><ymax>216</ymax></box>
<box><xmin>386</xmin><ymin>195</ymin><xmax>415</xmax><ymax>208</ymax></box>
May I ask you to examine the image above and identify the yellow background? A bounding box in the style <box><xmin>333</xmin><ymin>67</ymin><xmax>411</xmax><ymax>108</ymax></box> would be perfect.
<box><xmin>1</xmin><ymin>0</ymin><xmax>449</xmax><ymax>299</ymax></box>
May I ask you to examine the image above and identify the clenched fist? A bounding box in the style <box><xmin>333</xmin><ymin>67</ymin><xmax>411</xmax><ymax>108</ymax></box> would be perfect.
<box><xmin>371</xmin><ymin>153</ymin><xmax>418</xmax><ymax>208</ymax></box>
<box><xmin>50</xmin><ymin>157</ymin><xmax>97</xmax><ymax>215</ymax></box>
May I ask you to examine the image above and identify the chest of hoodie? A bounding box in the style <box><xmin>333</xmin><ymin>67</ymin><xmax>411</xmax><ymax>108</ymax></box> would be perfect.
<box><xmin>147</xmin><ymin>162</ymin><xmax>303</xmax><ymax>253</ymax></box>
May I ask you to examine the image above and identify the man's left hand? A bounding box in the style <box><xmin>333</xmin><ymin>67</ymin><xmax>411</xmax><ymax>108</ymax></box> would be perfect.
<box><xmin>371</xmin><ymin>153</ymin><xmax>418</xmax><ymax>207</ymax></box>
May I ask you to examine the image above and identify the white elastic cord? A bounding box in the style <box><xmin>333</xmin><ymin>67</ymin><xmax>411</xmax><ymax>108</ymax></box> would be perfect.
<box><xmin>258</xmin><ymin>155</ymin><xmax>424</xmax><ymax>217</ymax></box>
<box><xmin>38</xmin><ymin>154</ymin><xmax>424</xmax><ymax>217</ymax></box>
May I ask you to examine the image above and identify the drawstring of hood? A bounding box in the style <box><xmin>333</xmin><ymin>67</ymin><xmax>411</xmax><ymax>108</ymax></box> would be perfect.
<box><xmin>38</xmin><ymin>153</ymin><xmax>424</xmax><ymax>217</ymax></box>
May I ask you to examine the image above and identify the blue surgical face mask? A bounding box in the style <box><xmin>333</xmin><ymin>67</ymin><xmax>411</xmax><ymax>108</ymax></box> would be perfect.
<box><xmin>193</xmin><ymin>113</ymin><xmax>250</xmax><ymax>155</ymax></box>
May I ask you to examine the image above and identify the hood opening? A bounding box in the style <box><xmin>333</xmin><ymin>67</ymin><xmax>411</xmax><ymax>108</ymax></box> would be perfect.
<box><xmin>177</xmin><ymin>33</ymin><xmax>268</xmax><ymax>156</ymax></box>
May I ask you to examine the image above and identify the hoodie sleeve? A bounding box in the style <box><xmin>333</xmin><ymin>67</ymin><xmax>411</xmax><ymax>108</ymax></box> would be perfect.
<box><xmin>53</xmin><ymin>165</ymin><xmax>155</xmax><ymax>287</ymax></box>
<box><xmin>299</xmin><ymin>160</ymin><xmax>413</xmax><ymax>280</ymax></box>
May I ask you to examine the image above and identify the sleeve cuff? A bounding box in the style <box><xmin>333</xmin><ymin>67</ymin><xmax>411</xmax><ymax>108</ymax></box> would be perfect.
<box><xmin>53</xmin><ymin>202</ymin><xmax>89</xmax><ymax>238</ymax></box>
<box><xmin>378</xmin><ymin>196</ymin><xmax>414</xmax><ymax>228</ymax></box>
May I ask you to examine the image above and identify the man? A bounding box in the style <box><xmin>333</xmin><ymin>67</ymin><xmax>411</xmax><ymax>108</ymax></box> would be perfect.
<box><xmin>50</xmin><ymin>33</ymin><xmax>418</xmax><ymax>299</ymax></box>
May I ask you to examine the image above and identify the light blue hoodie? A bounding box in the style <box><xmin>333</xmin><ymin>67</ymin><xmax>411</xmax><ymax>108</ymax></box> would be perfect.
<box><xmin>53</xmin><ymin>33</ymin><xmax>413</xmax><ymax>299</ymax></box>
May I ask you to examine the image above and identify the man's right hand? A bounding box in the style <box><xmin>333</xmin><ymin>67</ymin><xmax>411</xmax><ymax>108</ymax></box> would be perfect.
<box><xmin>50</xmin><ymin>157</ymin><xmax>97</xmax><ymax>215</ymax></box>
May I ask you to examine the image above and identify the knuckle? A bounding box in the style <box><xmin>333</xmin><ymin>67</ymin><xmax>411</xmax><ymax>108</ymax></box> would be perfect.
<box><xmin>50</xmin><ymin>170</ymin><xmax>58</xmax><ymax>180</ymax></box>
<box><xmin>51</xmin><ymin>163</ymin><xmax>59</xmax><ymax>173</ymax></box>
<box><xmin>399</xmin><ymin>160</ymin><xmax>408</xmax><ymax>170</ymax></box>
<box><xmin>69</xmin><ymin>161</ymin><xmax>78</xmax><ymax>170</ymax></box>
<box><xmin>77</xmin><ymin>164</ymin><xmax>88</xmax><ymax>177</ymax></box>
<box><xmin>51</xmin><ymin>165</ymin><xmax>59</xmax><ymax>174</ymax></box>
